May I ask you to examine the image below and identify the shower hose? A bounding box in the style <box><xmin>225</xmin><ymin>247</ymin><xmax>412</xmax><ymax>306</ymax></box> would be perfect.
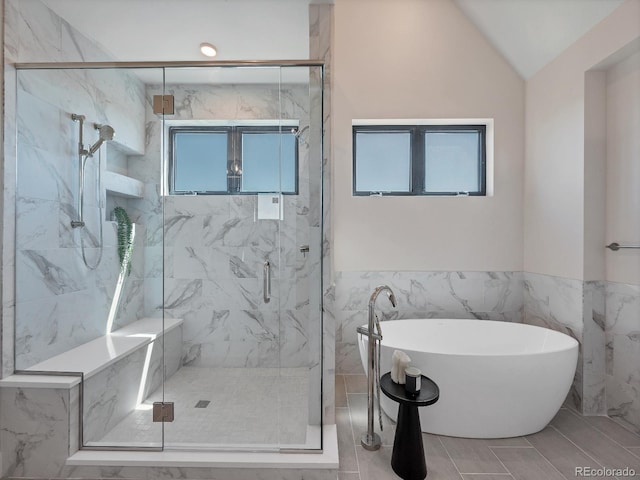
<box><xmin>79</xmin><ymin>149</ymin><xmax>104</xmax><ymax>270</ymax></box>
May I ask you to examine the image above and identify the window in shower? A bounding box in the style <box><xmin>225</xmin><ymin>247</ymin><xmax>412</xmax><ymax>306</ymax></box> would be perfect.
<box><xmin>353</xmin><ymin>122</ymin><xmax>487</xmax><ymax>196</ymax></box>
<box><xmin>169</xmin><ymin>125</ymin><xmax>298</xmax><ymax>195</ymax></box>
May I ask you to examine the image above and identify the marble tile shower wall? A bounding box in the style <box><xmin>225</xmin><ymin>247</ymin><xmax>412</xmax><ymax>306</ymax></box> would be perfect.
<box><xmin>335</xmin><ymin>271</ymin><xmax>523</xmax><ymax>373</ymax></box>
<box><xmin>133</xmin><ymin>83</ymin><xmax>319</xmax><ymax>369</ymax></box>
<box><xmin>7</xmin><ymin>0</ymin><xmax>148</xmax><ymax>370</ymax></box>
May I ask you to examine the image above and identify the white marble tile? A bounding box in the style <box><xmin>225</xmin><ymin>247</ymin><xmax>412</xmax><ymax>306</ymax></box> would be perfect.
<box><xmin>18</xmin><ymin>68</ymin><xmax>145</xmax><ymax>154</ymax></box>
<box><xmin>583</xmin><ymin>372</ymin><xmax>606</xmax><ymax>415</ymax></box>
<box><xmin>164</xmin><ymin>194</ymin><xmax>230</xmax><ymax>217</ymax></box>
<box><xmin>16</xmin><ymin>248</ymin><xmax>86</xmax><ymax>302</ymax></box>
<box><xmin>2</xmin><ymin>305</ymin><xmax>16</xmax><ymax>377</ymax></box>
<box><xmin>485</xmin><ymin>271</ymin><xmax>524</xmax><ymax>313</ymax></box>
<box><xmin>83</xmin><ymin>347</ymin><xmax>147</xmax><ymax>444</ymax></box>
<box><xmin>336</xmin><ymin>310</ymin><xmax>367</xmax><ymax>346</ymax></box>
<box><xmin>523</xmin><ymin>272</ymin><xmax>584</xmax><ymax>340</ymax></box>
<box><xmin>143</xmin><ymin>245</ymin><xmax>163</xmax><ymax>279</ymax></box>
<box><xmin>112</xmin><ymin>279</ymin><xmax>145</xmax><ymax>331</ymax></box>
<box><xmin>610</xmin><ymin>333</ymin><xmax>640</xmax><ymax>386</ymax></box>
<box><xmin>163</xmin><ymin>212</ymin><xmax>202</xmax><ymax>248</ymax></box>
<box><xmin>280</xmin><ymin>309</ymin><xmax>311</xmax><ymax>367</ymax></box>
<box><xmin>18</xmin><ymin>144</ymin><xmax>73</xmax><ymax>205</ymax></box>
<box><xmin>69</xmin><ymin>384</ymin><xmax>80</xmax><ymax>455</ymax></box>
<box><xmin>336</xmin><ymin>343</ymin><xmax>365</xmax><ymax>375</ymax></box>
<box><xmin>171</xmin><ymin>243</ymin><xmax>232</xmax><ymax>281</ymax></box>
<box><xmin>17</xmin><ymin>88</ymin><xmax>68</xmax><ymax>153</ymax></box>
<box><xmin>143</xmin><ymin>277</ymin><xmax>164</xmax><ymax>317</ymax></box>
<box><xmin>607</xmin><ymin>372</ymin><xmax>640</xmax><ymax>435</ymax></box>
<box><xmin>15</xmin><ymin>292</ymin><xmax>103</xmax><ymax>369</ymax></box>
<box><xmin>184</xmin><ymin>309</ymin><xmax>281</xmax><ymax>368</ymax></box>
<box><xmin>15</xmin><ymin>0</ymin><xmax>62</xmax><ymax>62</ymax></box>
<box><xmin>2</xmin><ymin>69</ymin><xmax>18</xmax><ymax>387</ymax></box>
<box><xmin>15</xmin><ymin>197</ymin><xmax>60</xmax><ymax>250</ymax></box>
<box><xmin>604</xmin><ymin>281</ymin><xmax>640</xmax><ymax>431</ymax></box>
<box><xmin>606</xmin><ymin>281</ymin><xmax>640</xmax><ymax>335</ymax></box>
<box><xmin>0</xmin><ymin>387</ymin><xmax>70</xmax><ymax>478</ymax></box>
<box><xmin>582</xmin><ymin>281</ymin><xmax>606</xmax><ymax>414</ymax></box>
<box><xmin>60</xmin><ymin>18</ymin><xmax>112</xmax><ymax>63</ymax></box>
<box><xmin>4</xmin><ymin>1</ymin><xmax>20</xmax><ymax>63</ymax></box>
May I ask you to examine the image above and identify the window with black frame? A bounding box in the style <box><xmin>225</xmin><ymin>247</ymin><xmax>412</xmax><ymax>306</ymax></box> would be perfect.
<box><xmin>169</xmin><ymin>125</ymin><xmax>298</xmax><ymax>195</ymax></box>
<box><xmin>353</xmin><ymin>124</ymin><xmax>486</xmax><ymax>196</ymax></box>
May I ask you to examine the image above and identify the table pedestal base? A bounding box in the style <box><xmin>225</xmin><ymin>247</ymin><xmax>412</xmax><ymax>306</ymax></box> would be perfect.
<box><xmin>391</xmin><ymin>403</ymin><xmax>427</xmax><ymax>480</ymax></box>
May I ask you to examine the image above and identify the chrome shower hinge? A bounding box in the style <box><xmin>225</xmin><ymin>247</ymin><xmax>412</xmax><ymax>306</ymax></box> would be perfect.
<box><xmin>152</xmin><ymin>402</ymin><xmax>175</xmax><ymax>422</ymax></box>
<box><xmin>152</xmin><ymin>95</ymin><xmax>175</xmax><ymax>115</ymax></box>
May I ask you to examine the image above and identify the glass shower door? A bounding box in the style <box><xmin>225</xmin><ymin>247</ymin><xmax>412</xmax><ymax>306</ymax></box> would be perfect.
<box><xmin>160</xmin><ymin>64</ymin><xmax>323</xmax><ymax>450</ymax></box>
<box><xmin>161</xmin><ymin>65</ymin><xmax>287</xmax><ymax>448</ymax></box>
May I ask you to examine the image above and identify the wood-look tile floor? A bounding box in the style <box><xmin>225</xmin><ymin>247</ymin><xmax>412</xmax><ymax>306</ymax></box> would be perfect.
<box><xmin>336</xmin><ymin>375</ymin><xmax>640</xmax><ymax>480</ymax></box>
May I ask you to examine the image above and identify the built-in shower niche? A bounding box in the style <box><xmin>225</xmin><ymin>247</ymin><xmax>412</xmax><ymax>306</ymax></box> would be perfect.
<box><xmin>104</xmin><ymin>142</ymin><xmax>145</xmax><ymax>214</ymax></box>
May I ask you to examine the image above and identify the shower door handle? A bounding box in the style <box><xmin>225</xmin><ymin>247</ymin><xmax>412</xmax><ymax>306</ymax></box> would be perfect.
<box><xmin>263</xmin><ymin>260</ymin><xmax>271</xmax><ymax>304</ymax></box>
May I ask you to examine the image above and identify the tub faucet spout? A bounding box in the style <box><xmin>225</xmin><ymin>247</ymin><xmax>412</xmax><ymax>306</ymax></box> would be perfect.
<box><xmin>361</xmin><ymin>285</ymin><xmax>396</xmax><ymax>451</ymax></box>
<box><xmin>369</xmin><ymin>285</ymin><xmax>396</xmax><ymax>336</ymax></box>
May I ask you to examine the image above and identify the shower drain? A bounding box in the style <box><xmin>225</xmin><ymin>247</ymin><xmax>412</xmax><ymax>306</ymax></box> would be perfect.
<box><xmin>195</xmin><ymin>400</ymin><xmax>211</xmax><ymax>408</ymax></box>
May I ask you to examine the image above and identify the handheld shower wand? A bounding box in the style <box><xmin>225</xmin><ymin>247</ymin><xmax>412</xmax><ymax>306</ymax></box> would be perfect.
<box><xmin>88</xmin><ymin>124</ymin><xmax>115</xmax><ymax>157</ymax></box>
<box><xmin>71</xmin><ymin>118</ymin><xmax>115</xmax><ymax>229</ymax></box>
<box><xmin>70</xmin><ymin>114</ymin><xmax>115</xmax><ymax>269</ymax></box>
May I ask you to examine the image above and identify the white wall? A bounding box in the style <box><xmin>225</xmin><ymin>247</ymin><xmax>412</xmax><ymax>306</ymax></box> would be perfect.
<box><xmin>583</xmin><ymin>70</ymin><xmax>607</xmax><ymax>283</ymax></box>
<box><xmin>606</xmin><ymin>49</ymin><xmax>640</xmax><ymax>285</ymax></box>
<box><xmin>524</xmin><ymin>0</ymin><xmax>640</xmax><ymax>280</ymax></box>
<box><xmin>332</xmin><ymin>0</ymin><xmax>524</xmax><ymax>273</ymax></box>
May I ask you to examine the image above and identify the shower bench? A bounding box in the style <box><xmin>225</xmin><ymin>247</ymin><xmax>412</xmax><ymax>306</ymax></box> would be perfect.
<box><xmin>19</xmin><ymin>316</ymin><xmax>182</xmax><ymax>380</ymax></box>
<box><xmin>0</xmin><ymin>317</ymin><xmax>183</xmax><ymax>475</ymax></box>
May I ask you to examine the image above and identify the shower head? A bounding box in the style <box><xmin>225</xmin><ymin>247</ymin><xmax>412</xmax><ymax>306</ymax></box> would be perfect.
<box><xmin>87</xmin><ymin>124</ymin><xmax>115</xmax><ymax>156</ymax></box>
<box><xmin>97</xmin><ymin>124</ymin><xmax>115</xmax><ymax>141</ymax></box>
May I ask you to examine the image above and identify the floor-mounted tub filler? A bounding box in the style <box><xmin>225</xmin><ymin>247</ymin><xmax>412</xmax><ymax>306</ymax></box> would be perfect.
<box><xmin>358</xmin><ymin>318</ymin><xmax>579</xmax><ymax>438</ymax></box>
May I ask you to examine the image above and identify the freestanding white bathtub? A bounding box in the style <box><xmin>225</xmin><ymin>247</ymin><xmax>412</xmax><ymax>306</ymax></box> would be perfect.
<box><xmin>358</xmin><ymin>319</ymin><xmax>579</xmax><ymax>438</ymax></box>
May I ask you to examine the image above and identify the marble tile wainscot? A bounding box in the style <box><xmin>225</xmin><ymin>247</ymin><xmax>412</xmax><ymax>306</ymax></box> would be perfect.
<box><xmin>335</xmin><ymin>271</ymin><xmax>524</xmax><ymax>374</ymax></box>
<box><xmin>605</xmin><ymin>281</ymin><xmax>640</xmax><ymax>434</ymax></box>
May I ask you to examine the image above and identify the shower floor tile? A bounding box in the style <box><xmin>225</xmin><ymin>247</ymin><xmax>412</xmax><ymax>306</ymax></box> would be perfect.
<box><xmin>96</xmin><ymin>366</ymin><xmax>310</xmax><ymax>448</ymax></box>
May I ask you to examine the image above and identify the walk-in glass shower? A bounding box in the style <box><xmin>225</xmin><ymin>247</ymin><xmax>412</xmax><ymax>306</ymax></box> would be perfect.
<box><xmin>13</xmin><ymin>61</ymin><xmax>324</xmax><ymax>451</ymax></box>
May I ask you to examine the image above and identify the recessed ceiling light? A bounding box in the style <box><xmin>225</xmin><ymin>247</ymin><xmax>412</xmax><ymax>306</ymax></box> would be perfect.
<box><xmin>200</xmin><ymin>43</ymin><xmax>217</xmax><ymax>57</ymax></box>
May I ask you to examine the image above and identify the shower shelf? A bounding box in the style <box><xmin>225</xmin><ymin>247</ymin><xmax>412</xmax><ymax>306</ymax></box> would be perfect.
<box><xmin>105</xmin><ymin>171</ymin><xmax>145</xmax><ymax>199</ymax></box>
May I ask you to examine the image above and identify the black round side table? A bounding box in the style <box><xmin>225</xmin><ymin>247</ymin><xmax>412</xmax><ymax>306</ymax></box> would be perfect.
<box><xmin>380</xmin><ymin>372</ymin><xmax>439</xmax><ymax>480</ymax></box>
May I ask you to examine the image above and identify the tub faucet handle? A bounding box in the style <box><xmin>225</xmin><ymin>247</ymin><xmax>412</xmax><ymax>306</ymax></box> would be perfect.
<box><xmin>357</xmin><ymin>325</ymin><xmax>382</xmax><ymax>341</ymax></box>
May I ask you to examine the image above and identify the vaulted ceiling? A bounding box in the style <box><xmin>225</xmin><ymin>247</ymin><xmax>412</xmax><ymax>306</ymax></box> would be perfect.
<box><xmin>453</xmin><ymin>0</ymin><xmax>624</xmax><ymax>78</ymax></box>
